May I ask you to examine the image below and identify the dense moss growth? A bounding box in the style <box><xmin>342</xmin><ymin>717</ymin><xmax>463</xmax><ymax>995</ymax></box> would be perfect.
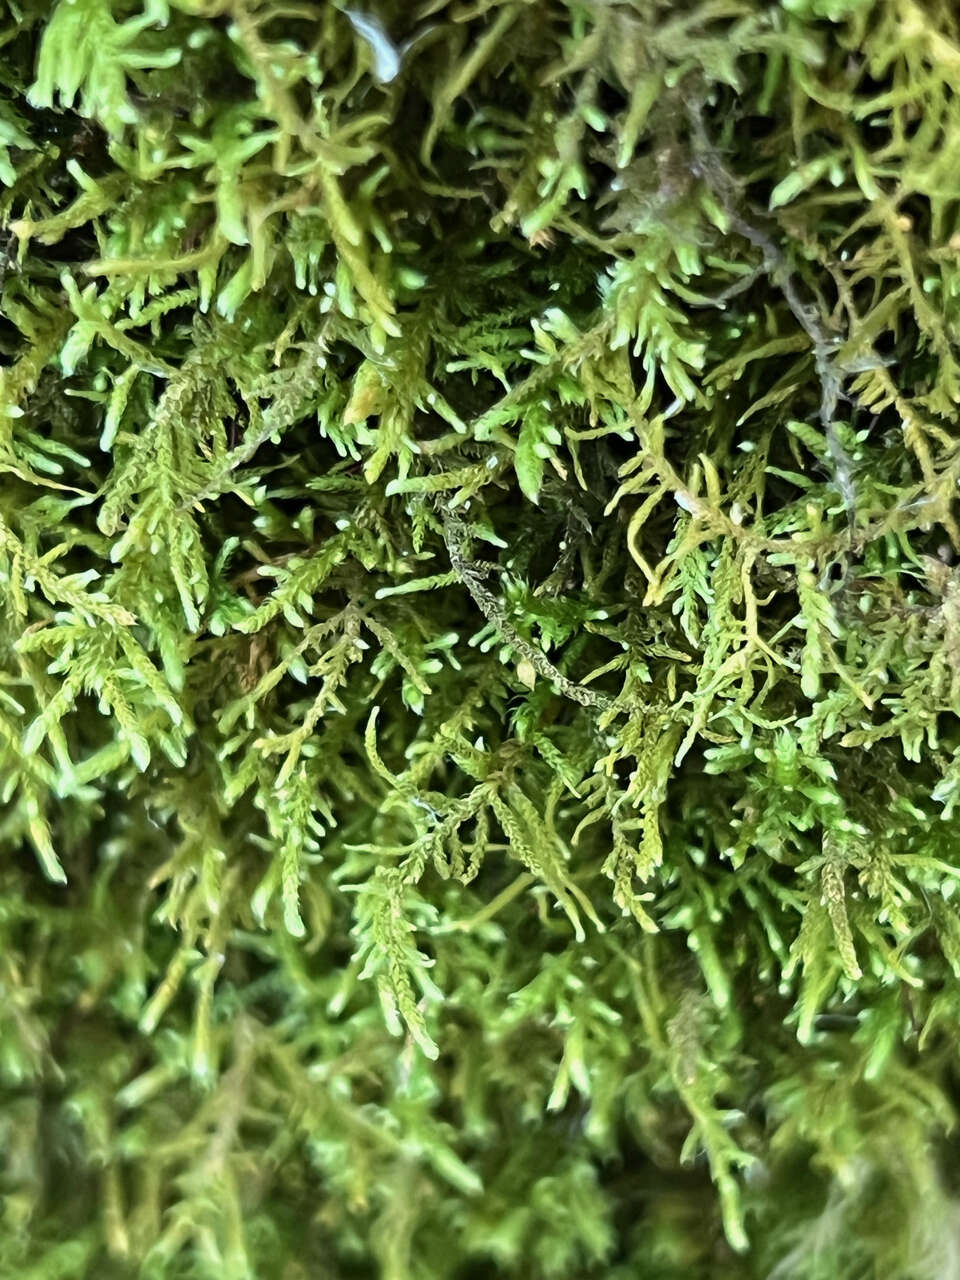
<box><xmin>3</xmin><ymin>0</ymin><xmax>960</xmax><ymax>1273</ymax></box>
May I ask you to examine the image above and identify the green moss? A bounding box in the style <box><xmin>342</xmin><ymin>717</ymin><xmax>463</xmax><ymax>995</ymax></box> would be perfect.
<box><xmin>2</xmin><ymin>0</ymin><xmax>960</xmax><ymax>1274</ymax></box>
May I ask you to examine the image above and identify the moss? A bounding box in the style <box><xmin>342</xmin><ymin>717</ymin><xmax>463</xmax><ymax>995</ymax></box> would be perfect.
<box><xmin>2</xmin><ymin>0</ymin><xmax>960</xmax><ymax>1275</ymax></box>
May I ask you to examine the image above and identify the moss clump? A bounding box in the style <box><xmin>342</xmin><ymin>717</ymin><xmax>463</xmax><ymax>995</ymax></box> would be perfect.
<box><xmin>3</xmin><ymin>1</ymin><xmax>960</xmax><ymax>1275</ymax></box>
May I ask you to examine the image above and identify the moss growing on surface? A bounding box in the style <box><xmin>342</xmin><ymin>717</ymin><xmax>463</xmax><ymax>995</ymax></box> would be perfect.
<box><xmin>3</xmin><ymin>0</ymin><xmax>960</xmax><ymax>1274</ymax></box>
